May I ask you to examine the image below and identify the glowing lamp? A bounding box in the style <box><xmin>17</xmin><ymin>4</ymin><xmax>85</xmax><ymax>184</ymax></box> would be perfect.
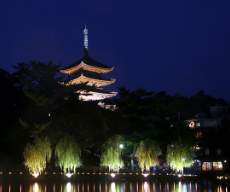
<box><xmin>142</xmin><ymin>173</ymin><xmax>149</xmax><ymax>177</ymax></box>
<box><xmin>111</xmin><ymin>173</ymin><xmax>116</xmax><ymax>178</ymax></box>
<box><xmin>66</xmin><ymin>173</ymin><xmax>73</xmax><ymax>178</ymax></box>
<box><xmin>32</xmin><ymin>173</ymin><xmax>39</xmax><ymax>178</ymax></box>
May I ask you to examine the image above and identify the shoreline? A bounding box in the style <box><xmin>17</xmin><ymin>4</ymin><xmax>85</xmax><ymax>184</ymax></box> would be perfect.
<box><xmin>0</xmin><ymin>172</ymin><xmax>229</xmax><ymax>185</ymax></box>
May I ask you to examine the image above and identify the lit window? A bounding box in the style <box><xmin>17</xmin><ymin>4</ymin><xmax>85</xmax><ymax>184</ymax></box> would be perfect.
<box><xmin>213</xmin><ymin>162</ymin><xmax>223</xmax><ymax>170</ymax></box>
<box><xmin>202</xmin><ymin>162</ymin><xmax>212</xmax><ymax>171</ymax></box>
<box><xmin>196</xmin><ymin>132</ymin><xmax>202</xmax><ymax>138</ymax></box>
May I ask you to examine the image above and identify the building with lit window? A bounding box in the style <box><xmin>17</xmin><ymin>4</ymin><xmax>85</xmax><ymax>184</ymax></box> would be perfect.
<box><xmin>183</xmin><ymin>106</ymin><xmax>230</xmax><ymax>176</ymax></box>
<box><xmin>60</xmin><ymin>25</ymin><xmax>117</xmax><ymax>101</ymax></box>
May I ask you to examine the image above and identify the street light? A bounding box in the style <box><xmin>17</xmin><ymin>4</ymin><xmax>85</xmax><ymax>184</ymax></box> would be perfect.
<box><xmin>120</xmin><ymin>144</ymin><xmax>124</xmax><ymax>156</ymax></box>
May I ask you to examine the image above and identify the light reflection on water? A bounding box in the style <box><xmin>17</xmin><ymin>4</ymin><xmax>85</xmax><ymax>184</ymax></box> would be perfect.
<box><xmin>0</xmin><ymin>181</ymin><xmax>229</xmax><ymax>192</ymax></box>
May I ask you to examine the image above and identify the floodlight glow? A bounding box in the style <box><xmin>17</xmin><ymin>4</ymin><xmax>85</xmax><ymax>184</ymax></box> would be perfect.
<box><xmin>144</xmin><ymin>182</ymin><xmax>148</xmax><ymax>190</ymax></box>
<box><xmin>66</xmin><ymin>173</ymin><xmax>73</xmax><ymax>178</ymax></box>
<box><xmin>178</xmin><ymin>174</ymin><xmax>182</xmax><ymax>177</ymax></box>
<box><xmin>119</xmin><ymin>144</ymin><xmax>124</xmax><ymax>149</ymax></box>
<box><xmin>66</xmin><ymin>182</ymin><xmax>71</xmax><ymax>192</ymax></box>
<box><xmin>32</xmin><ymin>173</ymin><xmax>39</xmax><ymax>178</ymax></box>
<box><xmin>111</xmin><ymin>182</ymin><xmax>115</xmax><ymax>192</ymax></box>
<box><xmin>111</xmin><ymin>173</ymin><xmax>116</xmax><ymax>178</ymax></box>
<box><xmin>34</xmin><ymin>183</ymin><xmax>39</xmax><ymax>192</ymax></box>
<box><xmin>142</xmin><ymin>173</ymin><xmax>149</xmax><ymax>177</ymax></box>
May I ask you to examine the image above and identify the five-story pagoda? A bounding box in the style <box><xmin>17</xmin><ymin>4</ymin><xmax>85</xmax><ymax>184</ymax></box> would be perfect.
<box><xmin>60</xmin><ymin>25</ymin><xmax>117</xmax><ymax>101</ymax></box>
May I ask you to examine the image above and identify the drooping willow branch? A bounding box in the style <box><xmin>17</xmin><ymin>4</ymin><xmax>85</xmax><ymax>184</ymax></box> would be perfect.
<box><xmin>55</xmin><ymin>136</ymin><xmax>82</xmax><ymax>173</ymax></box>
<box><xmin>23</xmin><ymin>137</ymin><xmax>51</xmax><ymax>174</ymax></box>
<box><xmin>100</xmin><ymin>134</ymin><xmax>124</xmax><ymax>172</ymax></box>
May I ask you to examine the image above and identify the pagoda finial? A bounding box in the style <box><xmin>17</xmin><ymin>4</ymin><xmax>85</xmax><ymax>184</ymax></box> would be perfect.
<box><xmin>83</xmin><ymin>23</ymin><xmax>88</xmax><ymax>55</ymax></box>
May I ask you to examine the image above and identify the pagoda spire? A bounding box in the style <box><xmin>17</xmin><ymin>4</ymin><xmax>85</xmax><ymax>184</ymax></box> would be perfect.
<box><xmin>83</xmin><ymin>23</ymin><xmax>88</xmax><ymax>55</ymax></box>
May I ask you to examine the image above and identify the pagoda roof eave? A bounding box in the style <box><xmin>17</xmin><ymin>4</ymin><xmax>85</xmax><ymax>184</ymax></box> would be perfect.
<box><xmin>60</xmin><ymin>62</ymin><xmax>114</xmax><ymax>74</ymax></box>
<box><xmin>60</xmin><ymin>55</ymin><xmax>114</xmax><ymax>74</ymax></box>
<box><xmin>66</xmin><ymin>74</ymin><xmax>116</xmax><ymax>87</ymax></box>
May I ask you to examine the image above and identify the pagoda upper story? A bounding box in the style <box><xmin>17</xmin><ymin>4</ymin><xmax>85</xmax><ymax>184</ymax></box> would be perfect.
<box><xmin>60</xmin><ymin>52</ymin><xmax>114</xmax><ymax>75</ymax></box>
<box><xmin>60</xmin><ymin>25</ymin><xmax>117</xmax><ymax>101</ymax></box>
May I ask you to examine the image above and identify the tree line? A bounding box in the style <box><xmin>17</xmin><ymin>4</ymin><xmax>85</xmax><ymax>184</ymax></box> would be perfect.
<box><xmin>0</xmin><ymin>61</ymin><xmax>229</xmax><ymax>174</ymax></box>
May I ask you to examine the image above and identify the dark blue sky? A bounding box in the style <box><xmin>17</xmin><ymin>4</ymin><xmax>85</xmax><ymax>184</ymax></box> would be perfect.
<box><xmin>1</xmin><ymin>1</ymin><xmax>230</xmax><ymax>100</ymax></box>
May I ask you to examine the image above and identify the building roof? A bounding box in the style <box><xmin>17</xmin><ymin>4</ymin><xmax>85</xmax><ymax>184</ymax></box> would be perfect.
<box><xmin>66</xmin><ymin>73</ymin><xmax>115</xmax><ymax>87</ymax></box>
<box><xmin>60</xmin><ymin>53</ymin><xmax>114</xmax><ymax>74</ymax></box>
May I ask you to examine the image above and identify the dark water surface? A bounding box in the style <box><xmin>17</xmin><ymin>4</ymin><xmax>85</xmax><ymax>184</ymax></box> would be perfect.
<box><xmin>0</xmin><ymin>181</ymin><xmax>229</xmax><ymax>192</ymax></box>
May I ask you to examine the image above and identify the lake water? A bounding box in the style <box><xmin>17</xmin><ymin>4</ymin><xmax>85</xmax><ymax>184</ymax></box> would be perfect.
<box><xmin>0</xmin><ymin>180</ymin><xmax>229</xmax><ymax>192</ymax></box>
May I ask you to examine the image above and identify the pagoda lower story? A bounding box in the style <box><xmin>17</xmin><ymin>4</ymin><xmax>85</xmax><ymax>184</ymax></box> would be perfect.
<box><xmin>78</xmin><ymin>90</ymin><xmax>117</xmax><ymax>101</ymax></box>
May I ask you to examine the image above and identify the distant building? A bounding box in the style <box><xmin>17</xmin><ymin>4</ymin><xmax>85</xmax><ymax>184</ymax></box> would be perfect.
<box><xmin>60</xmin><ymin>25</ymin><xmax>117</xmax><ymax>101</ymax></box>
<box><xmin>183</xmin><ymin>105</ymin><xmax>230</xmax><ymax>176</ymax></box>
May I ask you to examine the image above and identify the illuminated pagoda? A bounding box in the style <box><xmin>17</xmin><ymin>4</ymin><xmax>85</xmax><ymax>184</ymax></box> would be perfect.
<box><xmin>60</xmin><ymin>25</ymin><xmax>117</xmax><ymax>101</ymax></box>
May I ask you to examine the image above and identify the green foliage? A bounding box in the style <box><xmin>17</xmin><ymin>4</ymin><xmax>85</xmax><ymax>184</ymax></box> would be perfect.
<box><xmin>115</xmin><ymin>87</ymin><xmax>159</xmax><ymax>139</ymax></box>
<box><xmin>33</xmin><ymin>120</ymin><xmax>52</xmax><ymax>134</ymax></box>
<box><xmin>166</xmin><ymin>138</ymin><xmax>193</xmax><ymax>173</ymax></box>
<box><xmin>136</xmin><ymin>139</ymin><xmax>161</xmax><ymax>171</ymax></box>
<box><xmin>13</xmin><ymin>61</ymin><xmax>66</xmax><ymax>137</ymax></box>
<box><xmin>23</xmin><ymin>137</ymin><xmax>51</xmax><ymax>174</ymax></box>
<box><xmin>157</xmin><ymin>122</ymin><xmax>195</xmax><ymax>154</ymax></box>
<box><xmin>100</xmin><ymin>135</ymin><xmax>124</xmax><ymax>172</ymax></box>
<box><xmin>19</xmin><ymin>118</ymin><xmax>30</xmax><ymax>129</ymax></box>
<box><xmin>23</xmin><ymin>89</ymin><xmax>57</xmax><ymax>107</ymax></box>
<box><xmin>55</xmin><ymin>136</ymin><xmax>82</xmax><ymax>173</ymax></box>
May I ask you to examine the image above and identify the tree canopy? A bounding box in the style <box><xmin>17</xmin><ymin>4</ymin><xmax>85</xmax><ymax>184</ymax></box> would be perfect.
<box><xmin>100</xmin><ymin>134</ymin><xmax>124</xmax><ymax>172</ymax></box>
<box><xmin>136</xmin><ymin>139</ymin><xmax>161</xmax><ymax>172</ymax></box>
<box><xmin>0</xmin><ymin>62</ymin><xmax>228</xmax><ymax>173</ymax></box>
<box><xmin>23</xmin><ymin>137</ymin><xmax>51</xmax><ymax>174</ymax></box>
<box><xmin>55</xmin><ymin>136</ymin><xmax>82</xmax><ymax>173</ymax></box>
<box><xmin>166</xmin><ymin>138</ymin><xmax>193</xmax><ymax>173</ymax></box>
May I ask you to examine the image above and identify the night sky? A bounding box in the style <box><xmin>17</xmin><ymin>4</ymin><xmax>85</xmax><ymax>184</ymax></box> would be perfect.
<box><xmin>1</xmin><ymin>1</ymin><xmax>230</xmax><ymax>100</ymax></box>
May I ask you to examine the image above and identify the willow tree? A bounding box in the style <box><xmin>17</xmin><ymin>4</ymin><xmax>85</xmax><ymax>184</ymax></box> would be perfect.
<box><xmin>136</xmin><ymin>139</ymin><xmax>161</xmax><ymax>172</ymax></box>
<box><xmin>100</xmin><ymin>134</ymin><xmax>124</xmax><ymax>172</ymax></box>
<box><xmin>55</xmin><ymin>136</ymin><xmax>82</xmax><ymax>173</ymax></box>
<box><xmin>23</xmin><ymin>137</ymin><xmax>51</xmax><ymax>174</ymax></box>
<box><xmin>166</xmin><ymin>138</ymin><xmax>193</xmax><ymax>174</ymax></box>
